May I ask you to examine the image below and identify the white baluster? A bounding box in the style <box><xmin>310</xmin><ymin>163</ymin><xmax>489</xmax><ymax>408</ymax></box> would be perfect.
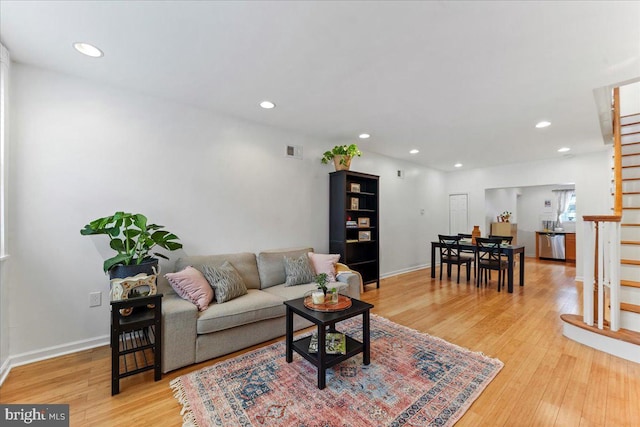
<box><xmin>583</xmin><ymin>220</ymin><xmax>594</xmax><ymax>326</ymax></box>
<box><xmin>609</xmin><ymin>222</ymin><xmax>621</xmax><ymax>331</ymax></box>
<box><xmin>598</xmin><ymin>221</ymin><xmax>604</xmax><ymax>330</ymax></box>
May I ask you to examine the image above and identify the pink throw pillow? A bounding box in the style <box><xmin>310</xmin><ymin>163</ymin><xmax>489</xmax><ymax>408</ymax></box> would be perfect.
<box><xmin>165</xmin><ymin>266</ymin><xmax>213</xmax><ymax>311</ymax></box>
<box><xmin>308</xmin><ymin>252</ymin><xmax>340</xmax><ymax>282</ymax></box>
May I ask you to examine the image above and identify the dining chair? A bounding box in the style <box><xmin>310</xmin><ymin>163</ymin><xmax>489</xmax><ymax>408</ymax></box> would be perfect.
<box><xmin>457</xmin><ymin>233</ymin><xmax>476</xmax><ymax>277</ymax></box>
<box><xmin>476</xmin><ymin>237</ymin><xmax>509</xmax><ymax>291</ymax></box>
<box><xmin>438</xmin><ymin>235</ymin><xmax>473</xmax><ymax>284</ymax></box>
<box><xmin>488</xmin><ymin>234</ymin><xmax>517</xmax><ymax>269</ymax></box>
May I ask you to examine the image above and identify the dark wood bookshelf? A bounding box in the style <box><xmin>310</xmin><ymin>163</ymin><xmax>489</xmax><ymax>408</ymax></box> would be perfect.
<box><xmin>329</xmin><ymin>170</ymin><xmax>380</xmax><ymax>289</ymax></box>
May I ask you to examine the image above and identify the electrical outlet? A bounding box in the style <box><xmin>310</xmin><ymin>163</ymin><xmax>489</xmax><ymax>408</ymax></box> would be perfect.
<box><xmin>89</xmin><ymin>292</ymin><xmax>102</xmax><ymax>307</ymax></box>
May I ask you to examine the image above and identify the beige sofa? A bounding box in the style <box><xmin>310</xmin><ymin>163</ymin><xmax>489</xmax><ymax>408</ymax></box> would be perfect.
<box><xmin>156</xmin><ymin>247</ymin><xmax>362</xmax><ymax>373</ymax></box>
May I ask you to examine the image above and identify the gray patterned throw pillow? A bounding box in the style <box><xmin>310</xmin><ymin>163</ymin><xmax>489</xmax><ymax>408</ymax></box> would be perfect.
<box><xmin>283</xmin><ymin>254</ymin><xmax>315</xmax><ymax>286</ymax></box>
<box><xmin>202</xmin><ymin>261</ymin><xmax>248</xmax><ymax>303</ymax></box>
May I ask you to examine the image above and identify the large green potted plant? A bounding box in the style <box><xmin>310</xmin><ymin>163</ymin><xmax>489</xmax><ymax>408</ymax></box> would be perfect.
<box><xmin>80</xmin><ymin>211</ymin><xmax>183</xmax><ymax>279</ymax></box>
<box><xmin>321</xmin><ymin>144</ymin><xmax>362</xmax><ymax>171</ymax></box>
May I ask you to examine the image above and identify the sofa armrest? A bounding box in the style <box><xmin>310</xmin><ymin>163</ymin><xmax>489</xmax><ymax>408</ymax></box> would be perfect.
<box><xmin>161</xmin><ymin>294</ymin><xmax>198</xmax><ymax>373</ymax></box>
<box><xmin>336</xmin><ymin>263</ymin><xmax>362</xmax><ymax>299</ymax></box>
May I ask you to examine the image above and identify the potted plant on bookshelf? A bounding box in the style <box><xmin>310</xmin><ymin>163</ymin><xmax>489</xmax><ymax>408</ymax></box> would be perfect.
<box><xmin>80</xmin><ymin>211</ymin><xmax>183</xmax><ymax>279</ymax></box>
<box><xmin>321</xmin><ymin>144</ymin><xmax>362</xmax><ymax>171</ymax></box>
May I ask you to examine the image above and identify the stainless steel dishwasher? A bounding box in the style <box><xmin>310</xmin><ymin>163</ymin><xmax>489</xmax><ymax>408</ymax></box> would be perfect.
<box><xmin>538</xmin><ymin>233</ymin><xmax>566</xmax><ymax>260</ymax></box>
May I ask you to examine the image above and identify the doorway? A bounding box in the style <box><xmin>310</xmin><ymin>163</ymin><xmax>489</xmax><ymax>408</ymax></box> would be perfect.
<box><xmin>449</xmin><ymin>193</ymin><xmax>469</xmax><ymax>235</ymax></box>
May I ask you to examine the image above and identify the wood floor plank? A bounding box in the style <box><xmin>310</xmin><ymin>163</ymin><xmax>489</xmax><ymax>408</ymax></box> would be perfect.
<box><xmin>605</xmin><ymin>355</ymin><xmax>630</xmax><ymax>426</ymax></box>
<box><xmin>1</xmin><ymin>258</ymin><xmax>638</xmax><ymax>426</ymax></box>
<box><xmin>579</xmin><ymin>351</ymin><xmax>610</xmax><ymax>426</ymax></box>
<box><xmin>532</xmin><ymin>353</ymin><xmax>576</xmax><ymax>426</ymax></box>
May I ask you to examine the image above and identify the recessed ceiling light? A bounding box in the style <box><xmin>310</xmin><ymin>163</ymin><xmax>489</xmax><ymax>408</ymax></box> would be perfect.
<box><xmin>359</xmin><ymin>133</ymin><xmax>370</xmax><ymax>139</ymax></box>
<box><xmin>454</xmin><ymin>163</ymin><xmax>463</xmax><ymax>168</ymax></box>
<box><xmin>259</xmin><ymin>101</ymin><xmax>276</xmax><ymax>109</ymax></box>
<box><xmin>73</xmin><ymin>42</ymin><xmax>103</xmax><ymax>58</ymax></box>
<box><xmin>409</xmin><ymin>149</ymin><xmax>419</xmax><ymax>154</ymax></box>
<box><xmin>535</xmin><ymin>121</ymin><xmax>551</xmax><ymax>128</ymax></box>
<box><xmin>558</xmin><ymin>147</ymin><xmax>570</xmax><ymax>153</ymax></box>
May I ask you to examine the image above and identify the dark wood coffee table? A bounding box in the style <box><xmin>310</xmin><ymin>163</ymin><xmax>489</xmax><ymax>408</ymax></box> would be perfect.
<box><xmin>284</xmin><ymin>296</ymin><xmax>374</xmax><ymax>389</ymax></box>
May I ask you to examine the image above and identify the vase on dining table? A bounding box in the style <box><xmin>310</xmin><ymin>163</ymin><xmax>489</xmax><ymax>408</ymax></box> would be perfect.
<box><xmin>471</xmin><ymin>226</ymin><xmax>481</xmax><ymax>244</ymax></box>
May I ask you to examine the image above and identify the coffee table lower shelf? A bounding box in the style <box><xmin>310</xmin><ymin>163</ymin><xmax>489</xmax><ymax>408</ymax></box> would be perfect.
<box><xmin>291</xmin><ymin>334</ymin><xmax>363</xmax><ymax>368</ymax></box>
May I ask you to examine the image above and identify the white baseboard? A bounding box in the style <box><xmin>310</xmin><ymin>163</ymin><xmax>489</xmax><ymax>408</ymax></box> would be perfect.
<box><xmin>0</xmin><ymin>357</ymin><xmax>10</xmax><ymax>387</ymax></box>
<box><xmin>381</xmin><ymin>263</ymin><xmax>429</xmax><ymax>279</ymax></box>
<box><xmin>1</xmin><ymin>335</ymin><xmax>109</xmax><ymax>385</ymax></box>
<box><xmin>562</xmin><ymin>322</ymin><xmax>640</xmax><ymax>364</ymax></box>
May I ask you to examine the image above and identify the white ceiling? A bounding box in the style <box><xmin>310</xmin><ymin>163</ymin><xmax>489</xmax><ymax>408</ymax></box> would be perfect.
<box><xmin>1</xmin><ymin>1</ymin><xmax>639</xmax><ymax>171</ymax></box>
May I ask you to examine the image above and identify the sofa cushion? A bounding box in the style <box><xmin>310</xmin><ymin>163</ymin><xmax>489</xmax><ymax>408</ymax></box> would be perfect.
<box><xmin>283</xmin><ymin>254</ymin><xmax>315</xmax><ymax>286</ymax></box>
<box><xmin>262</xmin><ymin>282</ymin><xmax>348</xmax><ymax>301</ymax></box>
<box><xmin>175</xmin><ymin>252</ymin><xmax>261</xmax><ymax>289</ymax></box>
<box><xmin>257</xmin><ymin>247</ymin><xmax>313</xmax><ymax>289</ymax></box>
<box><xmin>308</xmin><ymin>252</ymin><xmax>341</xmax><ymax>282</ymax></box>
<box><xmin>164</xmin><ymin>266</ymin><xmax>213</xmax><ymax>311</ymax></box>
<box><xmin>196</xmin><ymin>289</ymin><xmax>285</xmax><ymax>334</ymax></box>
<box><xmin>202</xmin><ymin>261</ymin><xmax>248</xmax><ymax>303</ymax></box>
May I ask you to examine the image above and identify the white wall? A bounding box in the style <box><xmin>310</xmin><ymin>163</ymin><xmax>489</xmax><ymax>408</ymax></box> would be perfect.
<box><xmin>620</xmin><ymin>81</ymin><xmax>640</xmax><ymax>116</ymax></box>
<box><xmin>353</xmin><ymin>155</ymin><xmax>448</xmax><ymax>276</ymax></box>
<box><xmin>7</xmin><ymin>63</ymin><xmax>447</xmax><ymax>360</ymax></box>
<box><xmin>485</xmin><ymin>187</ymin><xmax>519</xmax><ymax>227</ymax></box>
<box><xmin>446</xmin><ymin>151</ymin><xmax>612</xmax><ymax>276</ymax></box>
<box><xmin>0</xmin><ymin>43</ymin><xmax>10</xmax><ymax>380</ymax></box>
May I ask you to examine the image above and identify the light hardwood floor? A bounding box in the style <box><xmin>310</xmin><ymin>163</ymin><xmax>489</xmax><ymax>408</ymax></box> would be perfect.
<box><xmin>2</xmin><ymin>258</ymin><xmax>639</xmax><ymax>426</ymax></box>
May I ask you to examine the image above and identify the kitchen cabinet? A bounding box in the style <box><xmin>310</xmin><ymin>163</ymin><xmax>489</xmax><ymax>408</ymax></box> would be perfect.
<box><xmin>490</xmin><ymin>222</ymin><xmax>517</xmax><ymax>245</ymax></box>
<box><xmin>565</xmin><ymin>233</ymin><xmax>576</xmax><ymax>263</ymax></box>
<box><xmin>535</xmin><ymin>231</ymin><xmax>575</xmax><ymax>262</ymax></box>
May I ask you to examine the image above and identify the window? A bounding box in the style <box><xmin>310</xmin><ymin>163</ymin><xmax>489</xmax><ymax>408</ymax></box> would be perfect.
<box><xmin>559</xmin><ymin>191</ymin><xmax>576</xmax><ymax>223</ymax></box>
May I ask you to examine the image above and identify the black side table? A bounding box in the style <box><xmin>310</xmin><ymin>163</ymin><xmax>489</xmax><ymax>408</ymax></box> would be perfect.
<box><xmin>110</xmin><ymin>294</ymin><xmax>162</xmax><ymax>395</ymax></box>
<box><xmin>284</xmin><ymin>296</ymin><xmax>373</xmax><ymax>389</ymax></box>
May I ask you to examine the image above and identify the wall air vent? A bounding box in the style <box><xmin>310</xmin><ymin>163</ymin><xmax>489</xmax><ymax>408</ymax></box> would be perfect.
<box><xmin>397</xmin><ymin>169</ymin><xmax>405</xmax><ymax>179</ymax></box>
<box><xmin>285</xmin><ymin>145</ymin><xmax>303</xmax><ymax>159</ymax></box>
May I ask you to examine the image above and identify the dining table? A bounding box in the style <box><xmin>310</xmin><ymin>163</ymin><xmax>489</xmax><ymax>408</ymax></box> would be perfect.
<box><xmin>430</xmin><ymin>239</ymin><xmax>525</xmax><ymax>293</ymax></box>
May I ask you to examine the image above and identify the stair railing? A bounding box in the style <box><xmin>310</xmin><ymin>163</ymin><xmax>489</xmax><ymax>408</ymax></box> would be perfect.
<box><xmin>582</xmin><ymin>216</ymin><xmax>621</xmax><ymax>330</ymax></box>
<box><xmin>613</xmin><ymin>87</ymin><xmax>622</xmax><ymax>215</ymax></box>
<box><xmin>581</xmin><ymin>87</ymin><xmax>623</xmax><ymax>331</ymax></box>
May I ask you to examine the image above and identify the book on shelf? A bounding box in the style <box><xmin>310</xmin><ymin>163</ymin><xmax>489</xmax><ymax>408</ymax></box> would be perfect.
<box><xmin>308</xmin><ymin>332</ymin><xmax>346</xmax><ymax>355</ymax></box>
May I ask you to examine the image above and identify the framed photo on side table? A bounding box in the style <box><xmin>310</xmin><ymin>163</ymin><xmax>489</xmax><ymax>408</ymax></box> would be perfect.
<box><xmin>350</xmin><ymin>197</ymin><xmax>359</xmax><ymax>210</ymax></box>
<box><xmin>350</xmin><ymin>183</ymin><xmax>361</xmax><ymax>193</ymax></box>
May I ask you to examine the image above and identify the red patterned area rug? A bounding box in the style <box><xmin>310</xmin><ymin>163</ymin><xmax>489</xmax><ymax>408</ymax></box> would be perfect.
<box><xmin>170</xmin><ymin>315</ymin><xmax>503</xmax><ymax>427</ymax></box>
